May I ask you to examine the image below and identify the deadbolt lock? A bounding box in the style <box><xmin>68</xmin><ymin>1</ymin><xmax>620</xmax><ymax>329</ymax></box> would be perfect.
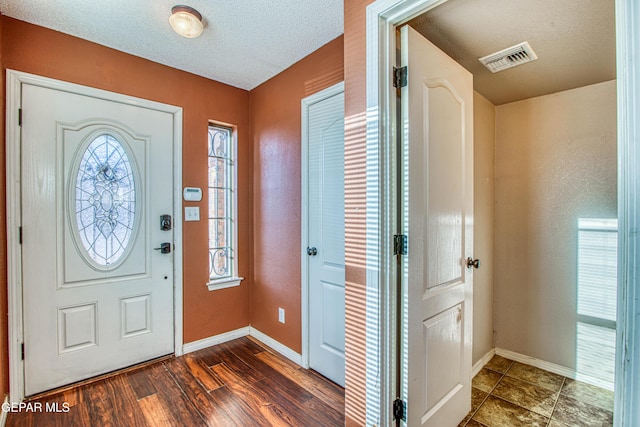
<box><xmin>160</xmin><ymin>214</ymin><xmax>172</xmax><ymax>231</ymax></box>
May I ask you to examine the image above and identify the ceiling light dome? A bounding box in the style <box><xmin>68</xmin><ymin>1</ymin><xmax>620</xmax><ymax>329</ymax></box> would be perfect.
<box><xmin>169</xmin><ymin>5</ymin><xmax>204</xmax><ymax>38</ymax></box>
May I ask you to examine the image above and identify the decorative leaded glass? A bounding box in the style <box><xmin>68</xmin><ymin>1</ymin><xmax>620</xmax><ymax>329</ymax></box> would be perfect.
<box><xmin>75</xmin><ymin>134</ymin><xmax>136</xmax><ymax>267</ymax></box>
<box><xmin>208</xmin><ymin>126</ymin><xmax>234</xmax><ymax>279</ymax></box>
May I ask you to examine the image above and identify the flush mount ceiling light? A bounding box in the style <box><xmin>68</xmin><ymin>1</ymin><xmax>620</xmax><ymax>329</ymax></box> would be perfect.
<box><xmin>169</xmin><ymin>5</ymin><xmax>204</xmax><ymax>38</ymax></box>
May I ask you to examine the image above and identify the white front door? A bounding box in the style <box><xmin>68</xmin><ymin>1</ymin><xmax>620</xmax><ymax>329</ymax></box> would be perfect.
<box><xmin>21</xmin><ymin>83</ymin><xmax>175</xmax><ymax>396</ymax></box>
<box><xmin>400</xmin><ymin>25</ymin><xmax>474</xmax><ymax>426</ymax></box>
<box><xmin>304</xmin><ymin>83</ymin><xmax>346</xmax><ymax>387</ymax></box>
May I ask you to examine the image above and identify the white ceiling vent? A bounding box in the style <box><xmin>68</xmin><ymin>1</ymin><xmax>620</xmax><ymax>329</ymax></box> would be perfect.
<box><xmin>479</xmin><ymin>41</ymin><xmax>538</xmax><ymax>73</ymax></box>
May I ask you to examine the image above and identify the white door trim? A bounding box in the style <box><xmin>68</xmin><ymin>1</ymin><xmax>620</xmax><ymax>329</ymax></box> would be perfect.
<box><xmin>365</xmin><ymin>1</ymin><xmax>449</xmax><ymax>424</ymax></box>
<box><xmin>614</xmin><ymin>1</ymin><xmax>640</xmax><ymax>425</ymax></box>
<box><xmin>5</xmin><ymin>69</ymin><xmax>184</xmax><ymax>402</ymax></box>
<box><xmin>300</xmin><ymin>81</ymin><xmax>345</xmax><ymax>370</ymax></box>
<box><xmin>366</xmin><ymin>0</ymin><xmax>640</xmax><ymax>426</ymax></box>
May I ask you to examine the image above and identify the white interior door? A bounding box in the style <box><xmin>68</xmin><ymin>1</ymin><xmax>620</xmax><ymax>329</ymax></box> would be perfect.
<box><xmin>400</xmin><ymin>25</ymin><xmax>474</xmax><ymax>426</ymax></box>
<box><xmin>305</xmin><ymin>83</ymin><xmax>346</xmax><ymax>387</ymax></box>
<box><xmin>21</xmin><ymin>83</ymin><xmax>175</xmax><ymax>396</ymax></box>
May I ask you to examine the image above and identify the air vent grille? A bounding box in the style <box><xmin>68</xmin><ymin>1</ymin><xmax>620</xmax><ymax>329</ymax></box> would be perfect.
<box><xmin>479</xmin><ymin>41</ymin><xmax>538</xmax><ymax>73</ymax></box>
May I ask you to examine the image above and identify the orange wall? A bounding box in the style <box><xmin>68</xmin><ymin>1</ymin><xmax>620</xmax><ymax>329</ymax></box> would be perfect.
<box><xmin>343</xmin><ymin>0</ymin><xmax>374</xmax><ymax>425</ymax></box>
<box><xmin>250</xmin><ymin>37</ymin><xmax>344</xmax><ymax>352</ymax></box>
<box><xmin>0</xmin><ymin>15</ymin><xmax>346</xmax><ymax>404</ymax></box>
<box><xmin>0</xmin><ymin>17</ymin><xmax>253</xmax><ymax>352</ymax></box>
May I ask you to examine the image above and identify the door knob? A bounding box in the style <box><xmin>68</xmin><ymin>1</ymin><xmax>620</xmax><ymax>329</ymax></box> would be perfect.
<box><xmin>306</xmin><ymin>247</ymin><xmax>318</xmax><ymax>256</ymax></box>
<box><xmin>154</xmin><ymin>242</ymin><xmax>171</xmax><ymax>254</ymax></box>
<box><xmin>466</xmin><ymin>257</ymin><xmax>480</xmax><ymax>269</ymax></box>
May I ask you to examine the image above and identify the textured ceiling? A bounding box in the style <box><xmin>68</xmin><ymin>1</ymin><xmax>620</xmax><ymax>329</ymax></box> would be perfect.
<box><xmin>0</xmin><ymin>0</ymin><xmax>343</xmax><ymax>91</ymax></box>
<box><xmin>408</xmin><ymin>0</ymin><xmax>616</xmax><ymax>105</ymax></box>
<box><xmin>0</xmin><ymin>0</ymin><xmax>615</xmax><ymax>102</ymax></box>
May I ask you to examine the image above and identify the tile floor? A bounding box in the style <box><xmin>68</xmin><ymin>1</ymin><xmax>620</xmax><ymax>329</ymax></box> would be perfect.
<box><xmin>459</xmin><ymin>355</ymin><xmax>614</xmax><ymax>427</ymax></box>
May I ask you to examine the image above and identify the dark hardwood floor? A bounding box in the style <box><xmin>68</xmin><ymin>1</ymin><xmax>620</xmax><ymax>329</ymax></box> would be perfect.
<box><xmin>6</xmin><ymin>337</ymin><xmax>345</xmax><ymax>426</ymax></box>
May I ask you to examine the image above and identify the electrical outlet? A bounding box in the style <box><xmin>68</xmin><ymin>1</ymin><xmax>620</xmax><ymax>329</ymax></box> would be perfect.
<box><xmin>278</xmin><ymin>307</ymin><xmax>285</xmax><ymax>324</ymax></box>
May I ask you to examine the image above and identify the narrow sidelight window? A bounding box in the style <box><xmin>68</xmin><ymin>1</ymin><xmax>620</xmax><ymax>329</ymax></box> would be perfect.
<box><xmin>207</xmin><ymin>124</ymin><xmax>242</xmax><ymax>289</ymax></box>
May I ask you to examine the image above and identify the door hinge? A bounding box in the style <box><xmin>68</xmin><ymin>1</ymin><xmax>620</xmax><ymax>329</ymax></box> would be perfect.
<box><xmin>393</xmin><ymin>234</ymin><xmax>407</xmax><ymax>256</ymax></box>
<box><xmin>21</xmin><ymin>343</ymin><xmax>25</xmax><ymax>360</ymax></box>
<box><xmin>18</xmin><ymin>108</ymin><xmax>22</xmax><ymax>126</ymax></box>
<box><xmin>393</xmin><ymin>66</ymin><xmax>408</xmax><ymax>88</ymax></box>
<box><xmin>18</xmin><ymin>227</ymin><xmax>22</xmax><ymax>244</ymax></box>
<box><xmin>393</xmin><ymin>398</ymin><xmax>406</xmax><ymax>422</ymax></box>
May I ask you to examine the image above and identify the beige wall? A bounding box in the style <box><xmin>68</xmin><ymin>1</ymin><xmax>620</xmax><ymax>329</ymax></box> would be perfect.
<box><xmin>473</xmin><ymin>92</ymin><xmax>496</xmax><ymax>364</ymax></box>
<box><xmin>494</xmin><ymin>80</ymin><xmax>617</xmax><ymax>369</ymax></box>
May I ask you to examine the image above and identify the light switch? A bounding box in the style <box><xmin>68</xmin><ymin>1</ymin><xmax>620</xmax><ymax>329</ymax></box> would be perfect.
<box><xmin>184</xmin><ymin>206</ymin><xmax>200</xmax><ymax>221</ymax></box>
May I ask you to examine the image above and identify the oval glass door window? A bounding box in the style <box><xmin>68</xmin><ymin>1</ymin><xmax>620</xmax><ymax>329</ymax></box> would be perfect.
<box><xmin>74</xmin><ymin>134</ymin><xmax>137</xmax><ymax>267</ymax></box>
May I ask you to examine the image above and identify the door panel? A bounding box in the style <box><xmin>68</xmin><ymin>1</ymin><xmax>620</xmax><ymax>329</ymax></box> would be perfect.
<box><xmin>57</xmin><ymin>304</ymin><xmax>97</xmax><ymax>354</ymax></box>
<box><xmin>401</xmin><ymin>25</ymin><xmax>474</xmax><ymax>427</ymax></box>
<box><xmin>307</xmin><ymin>86</ymin><xmax>346</xmax><ymax>387</ymax></box>
<box><xmin>425</xmin><ymin>83</ymin><xmax>465</xmax><ymax>291</ymax></box>
<box><xmin>121</xmin><ymin>294</ymin><xmax>152</xmax><ymax>338</ymax></box>
<box><xmin>424</xmin><ymin>304</ymin><xmax>463</xmax><ymax>412</ymax></box>
<box><xmin>321</xmin><ymin>280</ymin><xmax>346</xmax><ymax>355</ymax></box>
<box><xmin>22</xmin><ymin>84</ymin><xmax>175</xmax><ymax>396</ymax></box>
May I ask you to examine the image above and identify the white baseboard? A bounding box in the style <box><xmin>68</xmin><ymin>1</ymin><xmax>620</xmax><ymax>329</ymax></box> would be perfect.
<box><xmin>181</xmin><ymin>326</ymin><xmax>302</xmax><ymax>367</ymax></box>
<box><xmin>0</xmin><ymin>395</ymin><xmax>8</xmax><ymax>427</ymax></box>
<box><xmin>249</xmin><ymin>327</ymin><xmax>302</xmax><ymax>366</ymax></box>
<box><xmin>495</xmin><ymin>347</ymin><xmax>614</xmax><ymax>391</ymax></box>
<box><xmin>182</xmin><ymin>327</ymin><xmax>250</xmax><ymax>354</ymax></box>
<box><xmin>472</xmin><ymin>348</ymin><xmax>496</xmax><ymax>377</ymax></box>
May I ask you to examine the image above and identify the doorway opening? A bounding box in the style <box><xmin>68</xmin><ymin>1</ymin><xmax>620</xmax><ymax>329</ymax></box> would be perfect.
<box><xmin>365</xmin><ymin>0</ymin><xmax>635</xmax><ymax>425</ymax></box>
<box><xmin>402</xmin><ymin>0</ymin><xmax>617</xmax><ymax>398</ymax></box>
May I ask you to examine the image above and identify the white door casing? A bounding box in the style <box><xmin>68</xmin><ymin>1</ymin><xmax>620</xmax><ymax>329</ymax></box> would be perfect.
<box><xmin>7</xmin><ymin>71</ymin><xmax>183</xmax><ymax>398</ymax></box>
<box><xmin>400</xmin><ymin>25</ymin><xmax>474</xmax><ymax>427</ymax></box>
<box><xmin>302</xmin><ymin>82</ymin><xmax>346</xmax><ymax>387</ymax></box>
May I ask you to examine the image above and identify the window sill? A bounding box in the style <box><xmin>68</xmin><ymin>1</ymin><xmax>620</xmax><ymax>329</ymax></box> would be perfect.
<box><xmin>207</xmin><ymin>277</ymin><xmax>244</xmax><ymax>291</ymax></box>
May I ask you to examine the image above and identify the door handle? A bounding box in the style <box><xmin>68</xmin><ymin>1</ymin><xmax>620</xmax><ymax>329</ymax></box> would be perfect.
<box><xmin>466</xmin><ymin>257</ymin><xmax>480</xmax><ymax>269</ymax></box>
<box><xmin>306</xmin><ymin>247</ymin><xmax>318</xmax><ymax>256</ymax></box>
<box><xmin>154</xmin><ymin>242</ymin><xmax>171</xmax><ymax>254</ymax></box>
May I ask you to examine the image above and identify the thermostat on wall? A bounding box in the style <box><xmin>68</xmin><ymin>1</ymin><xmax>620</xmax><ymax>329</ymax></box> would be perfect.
<box><xmin>183</xmin><ymin>187</ymin><xmax>202</xmax><ymax>202</ymax></box>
